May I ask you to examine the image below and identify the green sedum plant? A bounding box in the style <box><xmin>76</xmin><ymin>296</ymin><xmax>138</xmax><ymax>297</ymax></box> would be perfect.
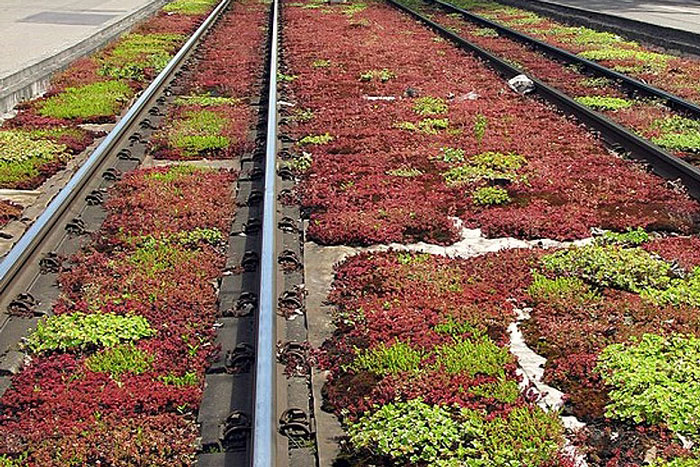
<box><xmin>39</xmin><ymin>81</ymin><xmax>134</xmax><ymax>120</ymax></box>
<box><xmin>473</xmin><ymin>27</ymin><xmax>499</xmax><ymax>37</ymax></box>
<box><xmin>434</xmin><ymin>334</ymin><xmax>512</xmax><ymax>377</ymax></box>
<box><xmin>541</xmin><ymin>244</ymin><xmax>672</xmax><ymax>293</ymax></box>
<box><xmin>650</xmin><ymin>116</ymin><xmax>700</xmax><ymax>152</ymax></box>
<box><xmin>575</xmin><ymin>96</ymin><xmax>634</xmax><ymax>111</ymax></box>
<box><xmin>0</xmin><ymin>130</ymin><xmax>69</xmax><ymax>187</ymax></box>
<box><xmin>418</xmin><ymin>118</ymin><xmax>449</xmax><ymax>134</ymax></box>
<box><xmin>437</xmin><ymin>147</ymin><xmax>466</xmax><ymax>163</ymax></box>
<box><xmin>442</xmin><ymin>151</ymin><xmax>526</xmax><ymax>186</ymax></box>
<box><xmin>160</xmin><ymin>371</ymin><xmax>199</xmax><ymax>386</ymax></box>
<box><xmin>347</xmin><ymin>399</ymin><xmax>563</xmax><ymax>465</ymax></box>
<box><xmin>350</xmin><ymin>340</ymin><xmax>424</xmax><ymax>375</ymax></box>
<box><xmin>597</xmin><ymin>333</ymin><xmax>700</xmax><ymax>439</ymax></box>
<box><xmin>163</xmin><ymin>0</ymin><xmax>218</xmax><ymax>15</ymax></box>
<box><xmin>359</xmin><ymin>68</ymin><xmax>396</xmax><ymax>82</ymax></box>
<box><xmin>173</xmin><ymin>95</ymin><xmax>240</xmax><ymax>107</ymax></box>
<box><xmin>167</xmin><ymin>109</ymin><xmax>230</xmax><ymax>156</ymax></box>
<box><xmin>347</xmin><ymin>399</ymin><xmax>467</xmax><ymax>464</ymax></box>
<box><xmin>25</xmin><ymin>312</ymin><xmax>154</xmax><ymax>353</ymax></box>
<box><xmin>528</xmin><ymin>272</ymin><xmax>599</xmax><ymax>304</ymax></box>
<box><xmin>469</xmin><ymin>377</ymin><xmax>520</xmax><ymax>403</ymax></box>
<box><xmin>642</xmin><ymin>267</ymin><xmax>700</xmax><ymax>308</ymax></box>
<box><xmin>413</xmin><ymin>96</ymin><xmax>448</xmax><ymax>116</ymax></box>
<box><xmin>598</xmin><ymin>228</ymin><xmax>650</xmax><ymax>246</ymax></box>
<box><xmin>299</xmin><ymin>133</ymin><xmax>333</xmax><ymax>145</ymax></box>
<box><xmin>99</xmin><ymin>34</ymin><xmax>183</xmax><ymax>80</ymax></box>
<box><xmin>85</xmin><ymin>344</ymin><xmax>153</xmax><ymax>379</ymax></box>
<box><xmin>471</xmin><ymin>186</ymin><xmax>510</xmax><ymax>206</ymax></box>
<box><xmin>287</xmin><ymin>152</ymin><xmax>313</xmax><ymax>172</ymax></box>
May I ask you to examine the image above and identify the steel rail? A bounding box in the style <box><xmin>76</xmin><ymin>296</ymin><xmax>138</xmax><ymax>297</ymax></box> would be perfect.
<box><xmin>0</xmin><ymin>0</ymin><xmax>231</xmax><ymax>295</ymax></box>
<box><xmin>252</xmin><ymin>0</ymin><xmax>278</xmax><ymax>462</ymax></box>
<box><xmin>426</xmin><ymin>0</ymin><xmax>700</xmax><ymax>119</ymax></box>
<box><xmin>386</xmin><ymin>0</ymin><xmax>700</xmax><ymax>199</ymax></box>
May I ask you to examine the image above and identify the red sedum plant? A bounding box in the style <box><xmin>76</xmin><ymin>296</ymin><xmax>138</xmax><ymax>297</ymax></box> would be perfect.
<box><xmin>283</xmin><ymin>0</ymin><xmax>700</xmax><ymax>246</ymax></box>
<box><xmin>0</xmin><ymin>166</ymin><xmax>236</xmax><ymax>464</ymax></box>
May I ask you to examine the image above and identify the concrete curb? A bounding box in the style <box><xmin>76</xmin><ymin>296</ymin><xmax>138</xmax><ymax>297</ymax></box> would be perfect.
<box><xmin>0</xmin><ymin>0</ymin><xmax>169</xmax><ymax>115</ymax></box>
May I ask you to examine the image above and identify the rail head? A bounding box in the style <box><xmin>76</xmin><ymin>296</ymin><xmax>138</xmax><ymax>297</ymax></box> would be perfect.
<box><xmin>0</xmin><ymin>0</ymin><xmax>232</xmax><ymax>296</ymax></box>
<box><xmin>252</xmin><ymin>0</ymin><xmax>279</xmax><ymax>463</ymax></box>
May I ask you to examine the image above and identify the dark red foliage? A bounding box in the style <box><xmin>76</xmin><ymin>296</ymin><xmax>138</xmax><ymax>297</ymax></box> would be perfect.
<box><xmin>186</xmin><ymin>0</ymin><xmax>268</xmax><ymax>98</ymax></box>
<box><xmin>425</xmin><ymin>8</ymin><xmax>698</xmax><ymax>161</ymax></box>
<box><xmin>319</xmin><ymin>249</ymin><xmax>534</xmax><ymax>419</ymax></box>
<box><xmin>283</xmin><ymin>2</ymin><xmax>700</xmax><ymax>245</ymax></box>
<box><xmin>0</xmin><ymin>164</ymin><xmax>236</xmax><ymax>463</ymax></box>
<box><xmin>100</xmin><ymin>166</ymin><xmax>236</xmax><ymax>238</ymax></box>
<box><xmin>644</xmin><ymin>235</ymin><xmax>700</xmax><ymax>270</ymax></box>
<box><xmin>135</xmin><ymin>11</ymin><xmax>205</xmax><ymax>35</ymax></box>
<box><xmin>48</xmin><ymin>57</ymin><xmax>105</xmax><ymax>93</ymax></box>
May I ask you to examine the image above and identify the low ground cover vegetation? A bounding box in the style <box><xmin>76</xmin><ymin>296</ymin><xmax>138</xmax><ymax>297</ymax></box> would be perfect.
<box><xmin>321</xmin><ymin>233</ymin><xmax>700</xmax><ymax>465</ymax></box>
<box><xmin>0</xmin><ymin>166</ymin><xmax>235</xmax><ymax>464</ymax></box>
<box><xmin>446</xmin><ymin>0</ymin><xmax>700</xmax><ymax>106</ymax></box>
<box><xmin>152</xmin><ymin>0</ymin><xmax>268</xmax><ymax>160</ymax></box>
<box><xmin>283</xmin><ymin>0</ymin><xmax>699</xmax><ymax>246</ymax></box>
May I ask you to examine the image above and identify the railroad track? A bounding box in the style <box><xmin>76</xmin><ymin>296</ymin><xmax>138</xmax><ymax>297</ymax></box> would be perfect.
<box><xmin>0</xmin><ymin>0</ymin><xmax>296</xmax><ymax>464</ymax></box>
<box><xmin>387</xmin><ymin>0</ymin><xmax>700</xmax><ymax>198</ymax></box>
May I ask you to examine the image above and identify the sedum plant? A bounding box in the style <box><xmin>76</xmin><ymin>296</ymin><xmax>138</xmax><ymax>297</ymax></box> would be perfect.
<box><xmin>299</xmin><ymin>133</ymin><xmax>333</xmax><ymax>145</ymax></box>
<box><xmin>0</xmin><ymin>130</ymin><xmax>69</xmax><ymax>188</ymax></box>
<box><xmin>347</xmin><ymin>399</ymin><xmax>563</xmax><ymax>465</ymax></box>
<box><xmin>166</xmin><ymin>109</ymin><xmax>230</xmax><ymax>156</ymax></box>
<box><xmin>38</xmin><ymin>81</ymin><xmax>134</xmax><ymax>120</ymax></box>
<box><xmin>85</xmin><ymin>344</ymin><xmax>153</xmax><ymax>379</ymax></box>
<box><xmin>541</xmin><ymin>244</ymin><xmax>672</xmax><ymax>293</ymax></box>
<box><xmin>163</xmin><ymin>0</ymin><xmax>218</xmax><ymax>15</ymax></box>
<box><xmin>25</xmin><ymin>312</ymin><xmax>154</xmax><ymax>353</ymax></box>
<box><xmin>471</xmin><ymin>186</ymin><xmax>510</xmax><ymax>206</ymax></box>
<box><xmin>413</xmin><ymin>96</ymin><xmax>448</xmax><ymax>116</ymax></box>
<box><xmin>347</xmin><ymin>399</ymin><xmax>467</xmax><ymax>464</ymax></box>
<box><xmin>575</xmin><ymin>95</ymin><xmax>633</xmax><ymax>111</ymax></box>
<box><xmin>359</xmin><ymin>68</ymin><xmax>396</xmax><ymax>82</ymax></box>
<box><xmin>350</xmin><ymin>340</ymin><xmax>424</xmax><ymax>375</ymax></box>
<box><xmin>597</xmin><ymin>333</ymin><xmax>700</xmax><ymax>439</ymax></box>
<box><xmin>98</xmin><ymin>33</ymin><xmax>184</xmax><ymax>80</ymax></box>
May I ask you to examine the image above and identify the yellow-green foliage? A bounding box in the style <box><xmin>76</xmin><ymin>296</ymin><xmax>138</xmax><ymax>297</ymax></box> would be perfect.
<box><xmin>167</xmin><ymin>109</ymin><xmax>231</xmax><ymax>156</ymax></box>
<box><xmin>85</xmin><ymin>344</ymin><xmax>153</xmax><ymax>378</ymax></box>
<box><xmin>39</xmin><ymin>81</ymin><xmax>134</xmax><ymax>120</ymax></box>
<box><xmin>25</xmin><ymin>312</ymin><xmax>154</xmax><ymax>353</ymax></box>
<box><xmin>413</xmin><ymin>96</ymin><xmax>448</xmax><ymax>116</ymax></box>
<box><xmin>163</xmin><ymin>0</ymin><xmax>218</xmax><ymax>15</ymax></box>
<box><xmin>471</xmin><ymin>186</ymin><xmax>510</xmax><ymax>206</ymax></box>
<box><xmin>0</xmin><ymin>130</ymin><xmax>69</xmax><ymax>187</ymax></box>
<box><xmin>442</xmin><ymin>151</ymin><xmax>526</xmax><ymax>186</ymax></box>
<box><xmin>99</xmin><ymin>33</ymin><xmax>184</xmax><ymax>80</ymax></box>
<box><xmin>575</xmin><ymin>96</ymin><xmax>633</xmax><ymax>111</ymax></box>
